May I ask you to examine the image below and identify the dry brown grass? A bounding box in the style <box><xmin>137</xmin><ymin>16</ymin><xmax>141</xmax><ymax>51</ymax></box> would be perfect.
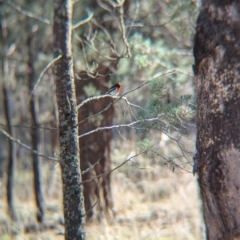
<box><xmin>0</xmin><ymin>138</ymin><xmax>204</xmax><ymax>240</ymax></box>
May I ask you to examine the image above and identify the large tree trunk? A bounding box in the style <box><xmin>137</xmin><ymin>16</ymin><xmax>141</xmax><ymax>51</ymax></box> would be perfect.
<box><xmin>27</xmin><ymin>34</ymin><xmax>45</xmax><ymax>223</ymax></box>
<box><xmin>53</xmin><ymin>0</ymin><xmax>85</xmax><ymax>239</ymax></box>
<box><xmin>193</xmin><ymin>1</ymin><xmax>240</xmax><ymax>239</ymax></box>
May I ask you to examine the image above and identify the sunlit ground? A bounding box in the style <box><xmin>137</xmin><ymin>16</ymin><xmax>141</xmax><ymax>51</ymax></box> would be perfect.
<box><xmin>0</xmin><ymin>136</ymin><xmax>205</xmax><ymax>240</ymax></box>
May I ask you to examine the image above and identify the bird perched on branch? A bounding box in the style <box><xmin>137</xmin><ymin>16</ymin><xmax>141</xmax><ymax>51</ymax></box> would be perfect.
<box><xmin>105</xmin><ymin>83</ymin><xmax>121</xmax><ymax>96</ymax></box>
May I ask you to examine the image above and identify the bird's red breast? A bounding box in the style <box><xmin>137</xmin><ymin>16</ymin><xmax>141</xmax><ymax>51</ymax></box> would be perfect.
<box><xmin>106</xmin><ymin>83</ymin><xmax>121</xmax><ymax>95</ymax></box>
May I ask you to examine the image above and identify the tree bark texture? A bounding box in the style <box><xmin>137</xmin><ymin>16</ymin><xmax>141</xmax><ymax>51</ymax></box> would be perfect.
<box><xmin>75</xmin><ymin>66</ymin><xmax>115</xmax><ymax>221</ymax></box>
<box><xmin>0</xmin><ymin>11</ymin><xmax>17</xmax><ymax>221</ymax></box>
<box><xmin>193</xmin><ymin>1</ymin><xmax>240</xmax><ymax>239</ymax></box>
<box><xmin>27</xmin><ymin>34</ymin><xmax>45</xmax><ymax>223</ymax></box>
<box><xmin>53</xmin><ymin>1</ymin><xmax>85</xmax><ymax>239</ymax></box>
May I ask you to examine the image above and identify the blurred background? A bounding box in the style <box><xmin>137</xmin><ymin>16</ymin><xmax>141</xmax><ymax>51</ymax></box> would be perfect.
<box><xmin>0</xmin><ymin>0</ymin><xmax>204</xmax><ymax>239</ymax></box>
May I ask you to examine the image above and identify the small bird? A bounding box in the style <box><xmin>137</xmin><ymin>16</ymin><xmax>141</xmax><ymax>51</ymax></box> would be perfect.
<box><xmin>105</xmin><ymin>83</ymin><xmax>121</xmax><ymax>95</ymax></box>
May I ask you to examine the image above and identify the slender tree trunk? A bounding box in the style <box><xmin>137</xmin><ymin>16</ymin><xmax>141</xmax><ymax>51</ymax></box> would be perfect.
<box><xmin>3</xmin><ymin>79</ymin><xmax>17</xmax><ymax>221</ymax></box>
<box><xmin>0</xmin><ymin>10</ymin><xmax>17</xmax><ymax>221</ymax></box>
<box><xmin>53</xmin><ymin>1</ymin><xmax>85</xmax><ymax>239</ymax></box>
<box><xmin>27</xmin><ymin>34</ymin><xmax>45</xmax><ymax>223</ymax></box>
<box><xmin>193</xmin><ymin>1</ymin><xmax>240</xmax><ymax>239</ymax></box>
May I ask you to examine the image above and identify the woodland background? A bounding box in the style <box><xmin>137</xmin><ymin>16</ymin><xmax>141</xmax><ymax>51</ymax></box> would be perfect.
<box><xmin>0</xmin><ymin>0</ymin><xmax>202</xmax><ymax>239</ymax></box>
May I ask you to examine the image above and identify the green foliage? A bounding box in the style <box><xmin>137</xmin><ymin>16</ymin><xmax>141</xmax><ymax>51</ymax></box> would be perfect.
<box><xmin>137</xmin><ymin>138</ymin><xmax>162</xmax><ymax>164</ymax></box>
<box><xmin>137</xmin><ymin>138</ymin><xmax>154</xmax><ymax>155</ymax></box>
<box><xmin>138</xmin><ymin>78</ymin><xmax>196</xmax><ymax>126</ymax></box>
<box><xmin>137</xmin><ymin>77</ymin><xmax>196</xmax><ymax>165</ymax></box>
<box><xmin>137</xmin><ymin>137</ymin><xmax>182</xmax><ymax>168</ymax></box>
<box><xmin>0</xmin><ymin>0</ymin><xmax>199</xmax><ymax>172</ymax></box>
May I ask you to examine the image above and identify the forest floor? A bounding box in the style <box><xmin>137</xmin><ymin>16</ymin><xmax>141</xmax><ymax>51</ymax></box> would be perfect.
<box><xmin>0</xmin><ymin>137</ymin><xmax>204</xmax><ymax>240</ymax></box>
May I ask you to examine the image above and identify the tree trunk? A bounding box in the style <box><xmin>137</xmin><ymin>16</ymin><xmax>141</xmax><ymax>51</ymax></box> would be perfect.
<box><xmin>193</xmin><ymin>1</ymin><xmax>240</xmax><ymax>239</ymax></box>
<box><xmin>27</xmin><ymin>34</ymin><xmax>45</xmax><ymax>223</ymax></box>
<box><xmin>75</xmin><ymin>66</ymin><xmax>115</xmax><ymax>221</ymax></box>
<box><xmin>53</xmin><ymin>1</ymin><xmax>85</xmax><ymax>239</ymax></box>
<box><xmin>0</xmin><ymin>11</ymin><xmax>17</xmax><ymax>221</ymax></box>
<box><xmin>3</xmin><ymin>85</ymin><xmax>17</xmax><ymax>221</ymax></box>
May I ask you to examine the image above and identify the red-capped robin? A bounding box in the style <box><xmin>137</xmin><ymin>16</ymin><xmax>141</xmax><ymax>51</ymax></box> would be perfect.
<box><xmin>105</xmin><ymin>83</ymin><xmax>121</xmax><ymax>95</ymax></box>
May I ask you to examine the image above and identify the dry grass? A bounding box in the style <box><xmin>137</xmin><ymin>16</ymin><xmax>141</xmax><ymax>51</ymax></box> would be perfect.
<box><xmin>85</xmin><ymin>170</ymin><xmax>204</xmax><ymax>240</ymax></box>
<box><xmin>0</xmin><ymin>139</ymin><xmax>204</xmax><ymax>240</ymax></box>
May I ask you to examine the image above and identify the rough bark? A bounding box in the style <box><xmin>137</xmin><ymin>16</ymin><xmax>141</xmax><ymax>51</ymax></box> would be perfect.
<box><xmin>27</xmin><ymin>34</ymin><xmax>45</xmax><ymax>223</ymax></box>
<box><xmin>0</xmin><ymin>11</ymin><xmax>17</xmax><ymax>221</ymax></box>
<box><xmin>75</xmin><ymin>66</ymin><xmax>115</xmax><ymax>221</ymax></box>
<box><xmin>193</xmin><ymin>1</ymin><xmax>240</xmax><ymax>239</ymax></box>
<box><xmin>53</xmin><ymin>1</ymin><xmax>85</xmax><ymax>239</ymax></box>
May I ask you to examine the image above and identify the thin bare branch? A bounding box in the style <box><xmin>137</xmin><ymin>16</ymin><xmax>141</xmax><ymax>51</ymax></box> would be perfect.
<box><xmin>160</xmin><ymin>130</ymin><xmax>193</xmax><ymax>166</ymax></box>
<box><xmin>121</xmin><ymin>96</ymin><xmax>147</xmax><ymax>112</ymax></box>
<box><xmin>108</xmin><ymin>0</ymin><xmax>125</xmax><ymax>8</ymax></box>
<box><xmin>115</xmin><ymin>104</ymin><xmax>130</xmax><ymax>141</ymax></box>
<box><xmin>169</xmin><ymin>93</ymin><xmax>197</xmax><ymax>108</ymax></box>
<box><xmin>72</xmin><ymin>11</ymin><xmax>94</xmax><ymax>30</ymax></box>
<box><xmin>103</xmin><ymin>0</ymin><xmax>131</xmax><ymax>57</ymax></box>
<box><xmin>76</xmin><ymin>71</ymin><xmax>175</xmax><ymax>126</ymax></box>
<box><xmin>91</xmin><ymin>18</ymin><xmax>115</xmax><ymax>46</ymax></box>
<box><xmin>78</xmin><ymin>70</ymin><xmax>173</xmax><ymax>110</ymax></box>
<box><xmin>77</xmin><ymin>94</ymin><xmax>146</xmax><ymax>112</ymax></box>
<box><xmin>0</xmin><ymin>129</ymin><xmax>58</xmax><ymax>161</ymax></box>
<box><xmin>74</xmin><ymin>33</ymin><xmax>119</xmax><ymax>61</ymax></box>
<box><xmin>29</xmin><ymin>55</ymin><xmax>62</xmax><ymax>97</ymax></box>
<box><xmin>81</xmin><ymin>159</ymin><xmax>101</xmax><ymax>175</ymax></box>
<box><xmin>148</xmin><ymin>149</ymin><xmax>192</xmax><ymax>173</ymax></box>
<box><xmin>77</xmin><ymin>94</ymin><xmax>113</xmax><ymax>110</ymax></box>
<box><xmin>0</xmin><ymin>123</ymin><xmax>58</xmax><ymax>131</ymax></box>
<box><xmin>80</xmin><ymin>151</ymin><xmax>147</xmax><ymax>184</ymax></box>
<box><xmin>7</xmin><ymin>1</ymin><xmax>50</xmax><ymax>24</ymax></box>
<box><xmin>120</xmin><ymin>70</ymin><xmax>176</xmax><ymax>98</ymax></box>
<box><xmin>154</xmin><ymin>59</ymin><xmax>193</xmax><ymax>77</ymax></box>
<box><xmin>81</xmin><ymin>200</ymin><xmax>99</xmax><ymax>218</ymax></box>
<box><xmin>126</xmin><ymin>0</ymin><xmax>140</xmax><ymax>38</ymax></box>
<box><xmin>78</xmin><ymin>117</ymin><xmax>159</xmax><ymax>138</ymax></box>
<box><xmin>118</xmin><ymin>3</ymin><xmax>131</xmax><ymax>58</ymax></box>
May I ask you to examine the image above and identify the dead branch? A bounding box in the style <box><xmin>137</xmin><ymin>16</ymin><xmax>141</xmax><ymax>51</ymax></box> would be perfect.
<box><xmin>78</xmin><ymin>117</ymin><xmax>159</xmax><ymax>138</ymax></box>
<box><xmin>72</xmin><ymin>10</ymin><xmax>94</xmax><ymax>30</ymax></box>
<box><xmin>29</xmin><ymin>54</ymin><xmax>62</xmax><ymax>97</ymax></box>
<box><xmin>0</xmin><ymin>129</ymin><xmax>58</xmax><ymax>161</ymax></box>
<box><xmin>6</xmin><ymin>1</ymin><xmax>50</xmax><ymax>24</ymax></box>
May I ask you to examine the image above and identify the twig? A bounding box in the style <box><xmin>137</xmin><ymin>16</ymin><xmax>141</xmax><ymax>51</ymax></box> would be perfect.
<box><xmin>81</xmin><ymin>200</ymin><xmax>99</xmax><ymax>218</ymax></box>
<box><xmin>81</xmin><ymin>159</ymin><xmax>101</xmax><ymax>175</ymax></box>
<box><xmin>77</xmin><ymin>94</ymin><xmax>112</xmax><ymax>110</ymax></box>
<box><xmin>29</xmin><ymin>55</ymin><xmax>62</xmax><ymax>97</ymax></box>
<box><xmin>118</xmin><ymin>3</ymin><xmax>131</xmax><ymax>58</ymax></box>
<box><xmin>154</xmin><ymin>59</ymin><xmax>193</xmax><ymax>77</ymax></box>
<box><xmin>80</xmin><ymin>151</ymin><xmax>147</xmax><ymax>184</ymax></box>
<box><xmin>150</xmin><ymin>149</ymin><xmax>192</xmax><ymax>173</ymax></box>
<box><xmin>0</xmin><ymin>129</ymin><xmax>58</xmax><ymax>161</ymax></box>
<box><xmin>75</xmin><ymin>71</ymin><xmax>175</xmax><ymax>132</ymax></box>
<box><xmin>119</xmin><ymin>70</ymin><xmax>176</xmax><ymax>98</ymax></box>
<box><xmin>6</xmin><ymin>1</ymin><xmax>50</xmax><ymax>24</ymax></box>
<box><xmin>159</xmin><ymin>130</ymin><xmax>193</xmax><ymax>166</ymax></box>
<box><xmin>77</xmin><ymin>94</ymin><xmax>146</xmax><ymax>112</ymax></box>
<box><xmin>76</xmin><ymin>71</ymin><xmax>175</xmax><ymax>126</ymax></box>
<box><xmin>72</xmin><ymin>11</ymin><xmax>94</xmax><ymax>30</ymax></box>
<box><xmin>78</xmin><ymin>117</ymin><xmax>159</xmax><ymax>138</ymax></box>
<box><xmin>126</xmin><ymin>0</ymin><xmax>140</xmax><ymax>38</ymax></box>
<box><xmin>74</xmin><ymin>34</ymin><xmax>119</xmax><ymax>61</ymax></box>
<box><xmin>0</xmin><ymin>123</ymin><xmax>58</xmax><ymax>131</ymax></box>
